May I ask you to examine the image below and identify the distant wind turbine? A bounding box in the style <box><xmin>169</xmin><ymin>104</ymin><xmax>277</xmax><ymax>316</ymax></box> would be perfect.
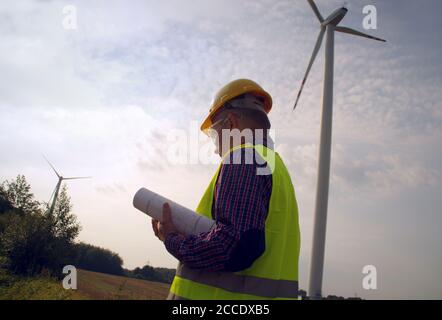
<box><xmin>43</xmin><ymin>155</ymin><xmax>91</xmax><ymax>216</ymax></box>
<box><xmin>293</xmin><ymin>0</ymin><xmax>386</xmax><ymax>299</ymax></box>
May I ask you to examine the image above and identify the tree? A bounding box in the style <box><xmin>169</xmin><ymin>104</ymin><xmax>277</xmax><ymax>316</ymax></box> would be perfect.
<box><xmin>72</xmin><ymin>243</ymin><xmax>124</xmax><ymax>276</ymax></box>
<box><xmin>0</xmin><ymin>187</ymin><xmax>14</xmax><ymax>214</ymax></box>
<box><xmin>128</xmin><ymin>263</ymin><xmax>175</xmax><ymax>283</ymax></box>
<box><xmin>0</xmin><ymin>213</ymin><xmax>56</xmax><ymax>275</ymax></box>
<box><xmin>1</xmin><ymin>175</ymin><xmax>40</xmax><ymax>215</ymax></box>
<box><xmin>46</xmin><ymin>184</ymin><xmax>80</xmax><ymax>243</ymax></box>
<box><xmin>0</xmin><ymin>177</ymin><xmax>81</xmax><ymax>276</ymax></box>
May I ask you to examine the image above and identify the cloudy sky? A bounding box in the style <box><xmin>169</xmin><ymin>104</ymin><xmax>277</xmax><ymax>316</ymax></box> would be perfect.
<box><xmin>1</xmin><ymin>0</ymin><xmax>441</xmax><ymax>299</ymax></box>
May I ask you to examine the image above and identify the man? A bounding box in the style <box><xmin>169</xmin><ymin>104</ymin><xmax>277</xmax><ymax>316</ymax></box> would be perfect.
<box><xmin>152</xmin><ymin>79</ymin><xmax>301</xmax><ymax>300</ymax></box>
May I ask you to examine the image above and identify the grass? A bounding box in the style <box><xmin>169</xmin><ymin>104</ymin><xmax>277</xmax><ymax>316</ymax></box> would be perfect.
<box><xmin>0</xmin><ymin>268</ymin><xmax>170</xmax><ymax>300</ymax></box>
<box><xmin>0</xmin><ymin>268</ymin><xmax>85</xmax><ymax>300</ymax></box>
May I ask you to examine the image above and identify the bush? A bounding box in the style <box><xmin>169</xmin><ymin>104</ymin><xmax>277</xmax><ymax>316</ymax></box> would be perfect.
<box><xmin>0</xmin><ymin>212</ymin><xmax>73</xmax><ymax>276</ymax></box>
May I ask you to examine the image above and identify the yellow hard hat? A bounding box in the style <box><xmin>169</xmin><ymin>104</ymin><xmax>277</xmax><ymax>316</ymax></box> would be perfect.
<box><xmin>200</xmin><ymin>79</ymin><xmax>272</xmax><ymax>133</ymax></box>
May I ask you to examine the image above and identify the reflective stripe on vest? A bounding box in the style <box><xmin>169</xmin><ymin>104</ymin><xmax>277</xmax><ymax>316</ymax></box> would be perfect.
<box><xmin>175</xmin><ymin>263</ymin><xmax>298</xmax><ymax>299</ymax></box>
<box><xmin>167</xmin><ymin>144</ymin><xmax>301</xmax><ymax>300</ymax></box>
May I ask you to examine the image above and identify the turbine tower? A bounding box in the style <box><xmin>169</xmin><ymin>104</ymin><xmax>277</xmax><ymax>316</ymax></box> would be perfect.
<box><xmin>43</xmin><ymin>155</ymin><xmax>91</xmax><ymax>216</ymax></box>
<box><xmin>293</xmin><ymin>0</ymin><xmax>386</xmax><ymax>299</ymax></box>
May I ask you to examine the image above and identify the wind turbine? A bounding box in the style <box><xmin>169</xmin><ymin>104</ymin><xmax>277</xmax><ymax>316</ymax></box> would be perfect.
<box><xmin>293</xmin><ymin>0</ymin><xmax>386</xmax><ymax>299</ymax></box>
<box><xmin>43</xmin><ymin>155</ymin><xmax>91</xmax><ymax>216</ymax></box>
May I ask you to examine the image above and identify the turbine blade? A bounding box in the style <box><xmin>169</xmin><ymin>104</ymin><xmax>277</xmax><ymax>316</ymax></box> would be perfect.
<box><xmin>63</xmin><ymin>176</ymin><xmax>92</xmax><ymax>180</ymax></box>
<box><xmin>335</xmin><ymin>26</ymin><xmax>386</xmax><ymax>42</ymax></box>
<box><xmin>307</xmin><ymin>0</ymin><xmax>324</xmax><ymax>22</ymax></box>
<box><xmin>42</xmin><ymin>154</ymin><xmax>60</xmax><ymax>178</ymax></box>
<box><xmin>293</xmin><ymin>27</ymin><xmax>325</xmax><ymax>110</ymax></box>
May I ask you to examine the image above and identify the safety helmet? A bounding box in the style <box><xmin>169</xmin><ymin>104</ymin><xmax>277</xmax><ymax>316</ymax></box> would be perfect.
<box><xmin>200</xmin><ymin>79</ymin><xmax>272</xmax><ymax>133</ymax></box>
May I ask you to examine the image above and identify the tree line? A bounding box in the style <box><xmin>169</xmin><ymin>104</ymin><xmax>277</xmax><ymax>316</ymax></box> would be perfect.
<box><xmin>0</xmin><ymin>175</ymin><xmax>174</xmax><ymax>284</ymax></box>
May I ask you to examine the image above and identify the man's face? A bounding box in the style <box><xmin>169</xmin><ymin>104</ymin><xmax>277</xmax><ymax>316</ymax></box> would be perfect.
<box><xmin>208</xmin><ymin>113</ymin><xmax>227</xmax><ymax>157</ymax></box>
<box><xmin>208</xmin><ymin>109</ymin><xmax>237</xmax><ymax>157</ymax></box>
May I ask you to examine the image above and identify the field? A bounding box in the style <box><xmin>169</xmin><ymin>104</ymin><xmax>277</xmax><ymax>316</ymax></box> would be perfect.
<box><xmin>76</xmin><ymin>269</ymin><xmax>170</xmax><ymax>299</ymax></box>
<box><xmin>0</xmin><ymin>268</ymin><xmax>170</xmax><ymax>300</ymax></box>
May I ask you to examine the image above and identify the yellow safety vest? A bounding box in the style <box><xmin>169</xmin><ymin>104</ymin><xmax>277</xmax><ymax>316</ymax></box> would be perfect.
<box><xmin>167</xmin><ymin>144</ymin><xmax>301</xmax><ymax>300</ymax></box>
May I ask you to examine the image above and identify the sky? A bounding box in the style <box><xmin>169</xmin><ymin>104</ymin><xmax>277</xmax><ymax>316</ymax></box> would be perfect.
<box><xmin>1</xmin><ymin>0</ymin><xmax>441</xmax><ymax>299</ymax></box>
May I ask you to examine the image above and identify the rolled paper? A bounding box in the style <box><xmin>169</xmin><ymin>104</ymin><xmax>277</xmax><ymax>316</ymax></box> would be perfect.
<box><xmin>133</xmin><ymin>187</ymin><xmax>215</xmax><ymax>236</ymax></box>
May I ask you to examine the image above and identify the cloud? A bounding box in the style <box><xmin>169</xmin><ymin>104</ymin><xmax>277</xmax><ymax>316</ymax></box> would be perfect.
<box><xmin>332</xmin><ymin>146</ymin><xmax>442</xmax><ymax>198</ymax></box>
<box><xmin>96</xmin><ymin>182</ymin><xmax>127</xmax><ymax>196</ymax></box>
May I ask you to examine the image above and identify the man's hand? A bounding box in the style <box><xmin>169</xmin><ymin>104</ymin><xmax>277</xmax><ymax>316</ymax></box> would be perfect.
<box><xmin>151</xmin><ymin>203</ymin><xmax>180</xmax><ymax>242</ymax></box>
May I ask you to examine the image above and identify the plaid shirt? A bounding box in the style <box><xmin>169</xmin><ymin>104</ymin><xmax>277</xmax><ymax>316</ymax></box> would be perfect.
<box><xmin>165</xmin><ymin>145</ymin><xmax>272</xmax><ymax>272</ymax></box>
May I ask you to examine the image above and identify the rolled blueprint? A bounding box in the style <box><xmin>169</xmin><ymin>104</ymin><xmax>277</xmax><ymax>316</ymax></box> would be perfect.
<box><xmin>133</xmin><ymin>187</ymin><xmax>215</xmax><ymax>236</ymax></box>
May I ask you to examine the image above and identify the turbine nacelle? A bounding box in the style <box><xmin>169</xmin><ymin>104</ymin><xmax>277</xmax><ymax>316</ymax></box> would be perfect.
<box><xmin>293</xmin><ymin>0</ymin><xmax>386</xmax><ymax>110</ymax></box>
<box><xmin>322</xmin><ymin>7</ymin><xmax>347</xmax><ymax>26</ymax></box>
